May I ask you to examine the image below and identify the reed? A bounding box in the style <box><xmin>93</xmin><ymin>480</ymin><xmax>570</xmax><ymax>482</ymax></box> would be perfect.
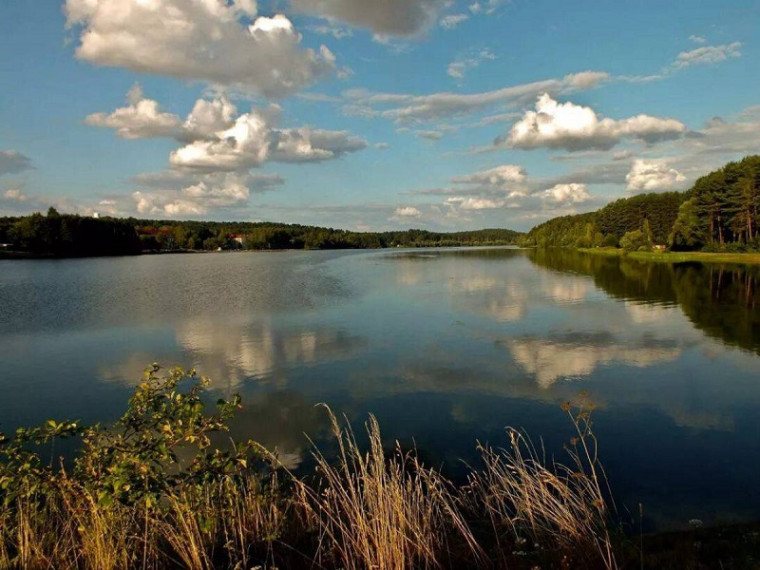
<box><xmin>463</xmin><ymin>397</ymin><xmax>618</xmax><ymax>569</ymax></box>
<box><xmin>280</xmin><ymin>407</ymin><xmax>482</xmax><ymax>569</ymax></box>
<box><xmin>0</xmin><ymin>367</ymin><xmax>621</xmax><ymax>569</ymax></box>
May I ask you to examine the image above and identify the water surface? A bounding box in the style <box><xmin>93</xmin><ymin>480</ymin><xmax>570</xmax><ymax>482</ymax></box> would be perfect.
<box><xmin>1</xmin><ymin>247</ymin><xmax>759</xmax><ymax>530</ymax></box>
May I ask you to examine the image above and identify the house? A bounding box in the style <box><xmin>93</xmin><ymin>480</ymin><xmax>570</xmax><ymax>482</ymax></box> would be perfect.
<box><xmin>653</xmin><ymin>244</ymin><xmax>667</xmax><ymax>251</ymax></box>
<box><xmin>229</xmin><ymin>234</ymin><xmax>245</xmax><ymax>246</ymax></box>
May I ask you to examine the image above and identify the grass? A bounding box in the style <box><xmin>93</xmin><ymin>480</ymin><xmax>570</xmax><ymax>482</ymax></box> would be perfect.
<box><xmin>2</xmin><ymin>366</ymin><xmax>752</xmax><ymax>569</ymax></box>
<box><xmin>464</xmin><ymin>398</ymin><xmax>617</xmax><ymax>569</ymax></box>
<box><xmin>577</xmin><ymin>247</ymin><xmax>760</xmax><ymax>265</ymax></box>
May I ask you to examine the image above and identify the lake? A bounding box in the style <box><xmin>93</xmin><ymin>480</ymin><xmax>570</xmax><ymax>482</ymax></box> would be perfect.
<box><xmin>1</xmin><ymin>247</ymin><xmax>759</xmax><ymax>531</ymax></box>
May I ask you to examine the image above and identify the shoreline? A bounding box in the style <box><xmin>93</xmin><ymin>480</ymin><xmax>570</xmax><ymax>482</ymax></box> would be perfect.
<box><xmin>576</xmin><ymin>247</ymin><xmax>760</xmax><ymax>265</ymax></box>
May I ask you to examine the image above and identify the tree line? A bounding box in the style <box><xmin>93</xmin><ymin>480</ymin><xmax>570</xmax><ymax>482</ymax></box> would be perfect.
<box><xmin>0</xmin><ymin>209</ymin><xmax>522</xmax><ymax>258</ymax></box>
<box><xmin>521</xmin><ymin>155</ymin><xmax>760</xmax><ymax>252</ymax></box>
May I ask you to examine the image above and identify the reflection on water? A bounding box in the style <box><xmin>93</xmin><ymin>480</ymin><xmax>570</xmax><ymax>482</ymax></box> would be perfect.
<box><xmin>507</xmin><ymin>337</ymin><xmax>681</xmax><ymax>389</ymax></box>
<box><xmin>2</xmin><ymin>247</ymin><xmax>760</xmax><ymax>530</ymax></box>
<box><xmin>176</xmin><ymin>318</ymin><xmax>366</xmax><ymax>394</ymax></box>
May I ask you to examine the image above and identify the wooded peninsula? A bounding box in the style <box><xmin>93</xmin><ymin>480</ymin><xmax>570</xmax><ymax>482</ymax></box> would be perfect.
<box><xmin>521</xmin><ymin>155</ymin><xmax>760</xmax><ymax>252</ymax></box>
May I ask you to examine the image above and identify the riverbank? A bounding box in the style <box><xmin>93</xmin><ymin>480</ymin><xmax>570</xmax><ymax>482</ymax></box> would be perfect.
<box><xmin>577</xmin><ymin>247</ymin><xmax>760</xmax><ymax>265</ymax></box>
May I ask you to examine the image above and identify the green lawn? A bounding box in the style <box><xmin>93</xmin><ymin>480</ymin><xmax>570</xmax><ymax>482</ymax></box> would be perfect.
<box><xmin>577</xmin><ymin>247</ymin><xmax>760</xmax><ymax>265</ymax></box>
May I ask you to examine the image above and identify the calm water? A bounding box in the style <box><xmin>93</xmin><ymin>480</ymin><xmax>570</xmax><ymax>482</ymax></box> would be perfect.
<box><xmin>1</xmin><ymin>247</ymin><xmax>759</xmax><ymax>530</ymax></box>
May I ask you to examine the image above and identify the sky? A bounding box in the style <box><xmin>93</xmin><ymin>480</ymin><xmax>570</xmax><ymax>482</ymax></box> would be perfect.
<box><xmin>0</xmin><ymin>0</ymin><xmax>758</xmax><ymax>232</ymax></box>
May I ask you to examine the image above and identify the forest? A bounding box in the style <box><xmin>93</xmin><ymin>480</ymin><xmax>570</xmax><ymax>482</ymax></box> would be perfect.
<box><xmin>521</xmin><ymin>155</ymin><xmax>760</xmax><ymax>252</ymax></box>
<box><xmin>0</xmin><ymin>209</ymin><xmax>521</xmax><ymax>257</ymax></box>
<box><xmin>3</xmin><ymin>156</ymin><xmax>758</xmax><ymax>258</ymax></box>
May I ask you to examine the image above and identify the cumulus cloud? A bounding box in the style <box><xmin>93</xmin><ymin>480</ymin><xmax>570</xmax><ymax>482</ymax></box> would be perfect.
<box><xmin>131</xmin><ymin>171</ymin><xmax>283</xmax><ymax>217</ymax></box>
<box><xmin>87</xmin><ymin>88</ymin><xmax>367</xmax><ymax>172</ymax></box>
<box><xmin>674</xmin><ymin>42</ymin><xmax>741</xmax><ymax>69</ymax></box>
<box><xmin>182</xmin><ymin>96</ymin><xmax>239</xmax><ymax>140</ymax></box>
<box><xmin>271</xmin><ymin>128</ymin><xmax>368</xmax><ymax>162</ymax></box>
<box><xmin>539</xmin><ymin>183</ymin><xmax>591</xmax><ymax>205</ymax></box>
<box><xmin>85</xmin><ymin>85</ymin><xmax>183</xmax><ymax>139</ymax></box>
<box><xmin>170</xmin><ymin>107</ymin><xmax>367</xmax><ymax>171</ymax></box>
<box><xmin>132</xmin><ymin>170</ymin><xmax>283</xmax><ymax>192</ymax></box>
<box><xmin>288</xmin><ymin>0</ymin><xmax>447</xmax><ymax>36</ymax></box>
<box><xmin>505</xmin><ymin>94</ymin><xmax>686</xmax><ymax>151</ymax></box>
<box><xmin>394</xmin><ymin>206</ymin><xmax>422</xmax><ymax>218</ymax></box>
<box><xmin>0</xmin><ymin>150</ymin><xmax>33</xmax><ymax>176</ymax></box>
<box><xmin>3</xmin><ymin>189</ymin><xmax>28</xmax><ymax>201</ymax></box>
<box><xmin>424</xmin><ymin>164</ymin><xmax>531</xmax><ymax>215</ymax></box>
<box><xmin>65</xmin><ymin>1</ymin><xmax>335</xmax><ymax>98</ymax></box>
<box><xmin>342</xmin><ymin>71</ymin><xmax>609</xmax><ymax>123</ymax></box>
<box><xmin>452</xmin><ymin>164</ymin><xmax>526</xmax><ymax>188</ymax></box>
<box><xmin>172</xmin><ymin>111</ymin><xmax>274</xmax><ymax>171</ymax></box>
<box><xmin>625</xmin><ymin>160</ymin><xmax>686</xmax><ymax>193</ymax></box>
<box><xmin>689</xmin><ymin>35</ymin><xmax>706</xmax><ymax>44</ymax></box>
<box><xmin>445</xmin><ymin>196</ymin><xmax>505</xmax><ymax>210</ymax></box>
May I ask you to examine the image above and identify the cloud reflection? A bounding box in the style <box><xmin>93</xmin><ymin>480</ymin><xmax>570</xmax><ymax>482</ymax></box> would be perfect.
<box><xmin>176</xmin><ymin>318</ymin><xmax>367</xmax><ymax>393</ymax></box>
<box><xmin>507</xmin><ymin>337</ymin><xmax>681</xmax><ymax>389</ymax></box>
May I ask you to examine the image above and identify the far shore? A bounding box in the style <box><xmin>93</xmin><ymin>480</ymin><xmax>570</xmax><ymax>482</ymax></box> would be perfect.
<box><xmin>0</xmin><ymin>243</ymin><xmax>520</xmax><ymax>261</ymax></box>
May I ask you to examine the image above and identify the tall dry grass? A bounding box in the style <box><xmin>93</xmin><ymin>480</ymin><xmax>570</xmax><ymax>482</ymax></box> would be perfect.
<box><xmin>0</xmin><ymin>474</ymin><xmax>291</xmax><ymax>569</ymax></box>
<box><xmin>1</xmin><ymin>389</ymin><xmax>619</xmax><ymax>569</ymax></box>
<box><xmin>283</xmin><ymin>408</ymin><xmax>483</xmax><ymax>570</ymax></box>
<box><xmin>464</xmin><ymin>398</ymin><xmax>618</xmax><ymax>569</ymax></box>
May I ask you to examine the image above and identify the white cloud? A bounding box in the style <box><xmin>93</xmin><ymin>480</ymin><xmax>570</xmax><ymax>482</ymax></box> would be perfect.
<box><xmin>468</xmin><ymin>0</ymin><xmax>502</xmax><ymax>15</ymax></box>
<box><xmin>88</xmin><ymin>88</ymin><xmax>368</xmax><ymax>173</ymax></box>
<box><xmin>65</xmin><ymin>1</ymin><xmax>335</xmax><ymax>98</ymax></box>
<box><xmin>447</xmin><ymin>48</ymin><xmax>496</xmax><ymax>80</ymax></box>
<box><xmin>539</xmin><ymin>183</ymin><xmax>591</xmax><ymax>205</ymax></box>
<box><xmin>0</xmin><ymin>150</ymin><xmax>33</xmax><ymax>176</ymax></box>
<box><xmin>342</xmin><ymin>71</ymin><xmax>609</xmax><ymax>123</ymax></box>
<box><xmin>85</xmin><ymin>85</ymin><xmax>183</xmax><ymax>139</ymax></box>
<box><xmin>170</xmin><ymin>108</ymin><xmax>367</xmax><ymax>171</ymax></box>
<box><xmin>131</xmin><ymin>170</ymin><xmax>282</xmax><ymax>217</ymax></box>
<box><xmin>182</xmin><ymin>96</ymin><xmax>239</xmax><ymax>140</ymax></box>
<box><xmin>3</xmin><ymin>189</ymin><xmax>27</xmax><ymax>201</ymax></box>
<box><xmin>506</xmin><ymin>94</ymin><xmax>686</xmax><ymax>151</ymax></box>
<box><xmin>132</xmin><ymin>170</ymin><xmax>283</xmax><ymax>192</ymax></box>
<box><xmin>288</xmin><ymin>0</ymin><xmax>447</xmax><ymax>36</ymax></box>
<box><xmin>625</xmin><ymin>160</ymin><xmax>686</xmax><ymax>193</ymax></box>
<box><xmin>674</xmin><ymin>42</ymin><xmax>741</xmax><ymax>69</ymax></box>
<box><xmin>445</xmin><ymin>196</ymin><xmax>505</xmax><ymax>210</ymax></box>
<box><xmin>415</xmin><ymin>130</ymin><xmax>444</xmax><ymax>140</ymax></box>
<box><xmin>394</xmin><ymin>206</ymin><xmax>422</xmax><ymax>218</ymax></box>
<box><xmin>271</xmin><ymin>128</ymin><xmax>368</xmax><ymax>162</ymax></box>
<box><xmin>306</xmin><ymin>23</ymin><xmax>353</xmax><ymax>39</ymax></box>
<box><xmin>439</xmin><ymin>13</ymin><xmax>469</xmax><ymax>29</ymax></box>
<box><xmin>452</xmin><ymin>164</ymin><xmax>526</xmax><ymax>188</ymax></box>
<box><xmin>689</xmin><ymin>35</ymin><xmax>706</xmax><ymax>44</ymax></box>
<box><xmin>171</xmin><ymin>111</ymin><xmax>273</xmax><ymax>171</ymax></box>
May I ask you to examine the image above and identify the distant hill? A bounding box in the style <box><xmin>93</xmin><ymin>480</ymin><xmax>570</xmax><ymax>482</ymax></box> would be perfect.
<box><xmin>0</xmin><ymin>210</ymin><xmax>523</xmax><ymax>258</ymax></box>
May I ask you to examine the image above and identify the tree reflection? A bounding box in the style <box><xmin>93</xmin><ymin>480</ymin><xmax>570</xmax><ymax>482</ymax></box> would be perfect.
<box><xmin>528</xmin><ymin>249</ymin><xmax>760</xmax><ymax>355</ymax></box>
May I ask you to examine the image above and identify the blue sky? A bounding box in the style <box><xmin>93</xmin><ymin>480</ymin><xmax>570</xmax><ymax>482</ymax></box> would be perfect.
<box><xmin>0</xmin><ymin>0</ymin><xmax>758</xmax><ymax>231</ymax></box>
